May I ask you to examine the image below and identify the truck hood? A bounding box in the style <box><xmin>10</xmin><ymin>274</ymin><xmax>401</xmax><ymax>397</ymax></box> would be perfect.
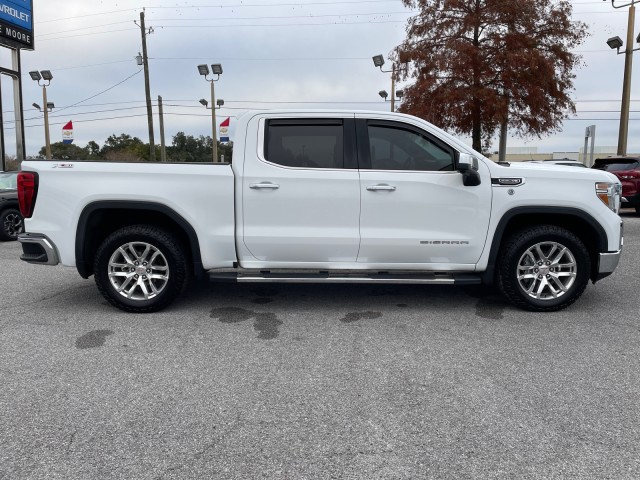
<box><xmin>486</xmin><ymin>161</ymin><xmax>620</xmax><ymax>184</ymax></box>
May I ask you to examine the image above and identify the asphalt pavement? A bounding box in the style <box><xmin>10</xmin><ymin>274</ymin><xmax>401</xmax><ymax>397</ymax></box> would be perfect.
<box><xmin>1</xmin><ymin>212</ymin><xmax>639</xmax><ymax>479</ymax></box>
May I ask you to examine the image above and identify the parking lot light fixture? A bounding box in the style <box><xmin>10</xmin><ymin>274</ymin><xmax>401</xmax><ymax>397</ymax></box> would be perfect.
<box><xmin>607</xmin><ymin>36</ymin><xmax>624</xmax><ymax>51</ymax></box>
<box><xmin>378</xmin><ymin>90</ymin><xmax>388</xmax><ymax>100</ymax></box>
<box><xmin>372</xmin><ymin>55</ymin><xmax>385</xmax><ymax>68</ymax></box>
<box><xmin>211</xmin><ymin>64</ymin><xmax>223</xmax><ymax>76</ymax></box>
<box><xmin>216</xmin><ymin>99</ymin><xmax>225</xmax><ymax>107</ymax></box>
<box><xmin>373</xmin><ymin>54</ymin><xmax>406</xmax><ymax>112</ymax></box>
<box><xmin>199</xmin><ymin>98</ymin><xmax>208</xmax><ymax>107</ymax></box>
<box><xmin>198</xmin><ymin>63</ymin><xmax>223</xmax><ymax>162</ymax></box>
<box><xmin>32</xmin><ymin>102</ymin><xmax>40</xmax><ymax>109</ymax></box>
<box><xmin>30</xmin><ymin>69</ymin><xmax>54</xmax><ymax>160</ymax></box>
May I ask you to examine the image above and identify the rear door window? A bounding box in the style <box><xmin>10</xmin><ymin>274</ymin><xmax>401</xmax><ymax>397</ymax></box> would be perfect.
<box><xmin>265</xmin><ymin>120</ymin><xmax>345</xmax><ymax>169</ymax></box>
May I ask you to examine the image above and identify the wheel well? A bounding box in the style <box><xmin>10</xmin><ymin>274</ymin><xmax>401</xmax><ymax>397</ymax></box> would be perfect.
<box><xmin>484</xmin><ymin>211</ymin><xmax>607</xmax><ymax>284</ymax></box>
<box><xmin>0</xmin><ymin>202</ymin><xmax>20</xmax><ymax>213</ymax></box>
<box><xmin>76</xmin><ymin>203</ymin><xmax>203</xmax><ymax>278</ymax></box>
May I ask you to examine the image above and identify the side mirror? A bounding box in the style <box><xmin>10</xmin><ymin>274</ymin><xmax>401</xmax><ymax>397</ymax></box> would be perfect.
<box><xmin>457</xmin><ymin>153</ymin><xmax>481</xmax><ymax>186</ymax></box>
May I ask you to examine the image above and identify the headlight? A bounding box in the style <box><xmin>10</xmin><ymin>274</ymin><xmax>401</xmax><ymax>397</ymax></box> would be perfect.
<box><xmin>596</xmin><ymin>182</ymin><xmax>621</xmax><ymax>213</ymax></box>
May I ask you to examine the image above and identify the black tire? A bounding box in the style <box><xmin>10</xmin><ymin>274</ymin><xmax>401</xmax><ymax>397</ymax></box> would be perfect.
<box><xmin>497</xmin><ymin>225</ymin><xmax>591</xmax><ymax>312</ymax></box>
<box><xmin>94</xmin><ymin>225</ymin><xmax>189</xmax><ymax>313</ymax></box>
<box><xmin>0</xmin><ymin>208</ymin><xmax>24</xmax><ymax>241</ymax></box>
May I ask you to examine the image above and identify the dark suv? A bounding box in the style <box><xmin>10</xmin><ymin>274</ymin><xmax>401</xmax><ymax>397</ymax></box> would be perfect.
<box><xmin>0</xmin><ymin>171</ymin><xmax>24</xmax><ymax>241</ymax></box>
<box><xmin>592</xmin><ymin>157</ymin><xmax>640</xmax><ymax>214</ymax></box>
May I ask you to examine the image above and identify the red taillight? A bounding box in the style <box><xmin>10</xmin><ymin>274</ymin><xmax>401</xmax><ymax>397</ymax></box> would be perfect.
<box><xmin>17</xmin><ymin>171</ymin><xmax>38</xmax><ymax>218</ymax></box>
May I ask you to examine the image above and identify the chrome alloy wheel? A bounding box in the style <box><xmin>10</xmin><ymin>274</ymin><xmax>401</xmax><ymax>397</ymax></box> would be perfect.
<box><xmin>517</xmin><ymin>241</ymin><xmax>577</xmax><ymax>300</ymax></box>
<box><xmin>107</xmin><ymin>242</ymin><xmax>170</xmax><ymax>300</ymax></box>
<box><xmin>3</xmin><ymin>212</ymin><xmax>23</xmax><ymax>238</ymax></box>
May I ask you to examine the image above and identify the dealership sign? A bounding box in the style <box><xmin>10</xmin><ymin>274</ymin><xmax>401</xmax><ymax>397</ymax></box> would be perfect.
<box><xmin>0</xmin><ymin>0</ymin><xmax>33</xmax><ymax>50</ymax></box>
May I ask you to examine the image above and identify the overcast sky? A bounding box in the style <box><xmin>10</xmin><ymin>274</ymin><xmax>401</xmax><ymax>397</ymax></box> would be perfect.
<box><xmin>0</xmin><ymin>0</ymin><xmax>638</xmax><ymax>158</ymax></box>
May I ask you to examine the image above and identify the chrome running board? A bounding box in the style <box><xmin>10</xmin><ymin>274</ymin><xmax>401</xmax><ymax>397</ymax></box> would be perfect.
<box><xmin>208</xmin><ymin>270</ymin><xmax>481</xmax><ymax>285</ymax></box>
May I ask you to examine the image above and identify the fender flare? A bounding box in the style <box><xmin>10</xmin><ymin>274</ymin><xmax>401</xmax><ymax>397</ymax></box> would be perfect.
<box><xmin>75</xmin><ymin>200</ymin><xmax>203</xmax><ymax>278</ymax></box>
<box><xmin>482</xmin><ymin>206</ymin><xmax>608</xmax><ymax>284</ymax></box>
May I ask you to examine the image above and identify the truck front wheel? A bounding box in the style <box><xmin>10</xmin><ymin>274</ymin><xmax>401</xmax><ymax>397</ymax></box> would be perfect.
<box><xmin>497</xmin><ymin>225</ymin><xmax>591</xmax><ymax>312</ymax></box>
<box><xmin>93</xmin><ymin>225</ymin><xmax>188</xmax><ymax>313</ymax></box>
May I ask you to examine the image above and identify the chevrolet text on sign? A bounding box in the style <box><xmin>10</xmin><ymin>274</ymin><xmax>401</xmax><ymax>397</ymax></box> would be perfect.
<box><xmin>0</xmin><ymin>0</ymin><xmax>33</xmax><ymax>50</ymax></box>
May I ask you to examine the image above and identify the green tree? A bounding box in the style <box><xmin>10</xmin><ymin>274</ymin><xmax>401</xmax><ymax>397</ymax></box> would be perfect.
<box><xmin>86</xmin><ymin>140</ymin><xmax>101</xmax><ymax>159</ymax></box>
<box><xmin>168</xmin><ymin>132</ymin><xmax>212</xmax><ymax>163</ymax></box>
<box><xmin>167</xmin><ymin>132</ymin><xmax>232</xmax><ymax>163</ymax></box>
<box><xmin>100</xmin><ymin>134</ymin><xmax>148</xmax><ymax>161</ymax></box>
<box><xmin>218</xmin><ymin>141</ymin><xmax>233</xmax><ymax>163</ymax></box>
<box><xmin>394</xmin><ymin>0</ymin><xmax>588</xmax><ymax>152</ymax></box>
<box><xmin>38</xmin><ymin>142</ymin><xmax>91</xmax><ymax>160</ymax></box>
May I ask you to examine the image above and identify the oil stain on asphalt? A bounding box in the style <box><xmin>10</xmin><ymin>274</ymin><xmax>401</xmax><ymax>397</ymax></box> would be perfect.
<box><xmin>463</xmin><ymin>286</ymin><xmax>506</xmax><ymax>320</ymax></box>
<box><xmin>75</xmin><ymin>330</ymin><xmax>114</xmax><ymax>349</ymax></box>
<box><xmin>210</xmin><ymin>307</ymin><xmax>283</xmax><ymax>340</ymax></box>
<box><xmin>252</xmin><ymin>298</ymin><xmax>274</xmax><ymax>304</ymax></box>
<box><xmin>340</xmin><ymin>311</ymin><xmax>383</xmax><ymax>324</ymax></box>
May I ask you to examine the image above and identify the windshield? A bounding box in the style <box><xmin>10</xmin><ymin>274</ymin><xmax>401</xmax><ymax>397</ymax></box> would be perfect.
<box><xmin>556</xmin><ymin>163</ymin><xmax>586</xmax><ymax>168</ymax></box>
<box><xmin>0</xmin><ymin>172</ymin><xmax>17</xmax><ymax>189</ymax></box>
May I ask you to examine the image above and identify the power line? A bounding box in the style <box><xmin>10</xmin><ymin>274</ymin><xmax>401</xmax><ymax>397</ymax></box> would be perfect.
<box><xmin>39</xmin><ymin>1</ymin><xmax>405</xmax><ymax>24</ymax></box>
<box><xmin>40</xmin><ymin>28</ymin><xmax>139</xmax><ymax>42</ymax></box>
<box><xmin>21</xmin><ymin>60</ymin><xmax>134</xmax><ymax>74</ymax></box>
<box><xmin>147</xmin><ymin>1</ymin><xmax>405</xmax><ymax>10</ymax></box>
<box><xmin>55</xmin><ymin>70</ymin><xmax>144</xmax><ymax>115</ymax></box>
<box><xmin>150</xmin><ymin>11</ymin><xmax>413</xmax><ymax>22</ymax></box>
<box><xmin>38</xmin><ymin>11</ymin><xmax>413</xmax><ymax>37</ymax></box>
<box><xmin>155</xmin><ymin>20</ymin><xmax>406</xmax><ymax>28</ymax></box>
<box><xmin>39</xmin><ymin>8</ymin><xmax>140</xmax><ymax>24</ymax></box>
<box><xmin>20</xmin><ymin>70</ymin><xmax>144</xmax><ymax>123</ymax></box>
<box><xmin>38</xmin><ymin>21</ymin><xmax>133</xmax><ymax>38</ymax></box>
<box><xmin>41</xmin><ymin>19</ymin><xmax>405</xmax><ymax>41</ymax></box>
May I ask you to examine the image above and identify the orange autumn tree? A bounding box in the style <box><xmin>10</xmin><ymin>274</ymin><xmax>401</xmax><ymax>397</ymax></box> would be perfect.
<box><xmin>394</xmin><ymin>0</ymin><xmax>588</xmax><ymax>153</ymax></box>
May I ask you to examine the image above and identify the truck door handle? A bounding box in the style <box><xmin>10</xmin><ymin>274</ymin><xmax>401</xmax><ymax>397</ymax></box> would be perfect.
<box><xmin>250</xmin><ymin>182</ymin><xmax>280</xmax><ymax>190</ymax></box>
<box><xmin>366</xmin><ymin>184</ymin><xmax>396</xmax><ymax>191</ymax></box>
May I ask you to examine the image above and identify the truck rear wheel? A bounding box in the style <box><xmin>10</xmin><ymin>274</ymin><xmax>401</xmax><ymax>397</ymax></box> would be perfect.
<box><xmin>0</xmin><ymin>208</ymin><xmax>24</xmax><ymax>241</ymax></box>
<box><xmin>94</xmin><ymin>225</ymin><xmax>188</xmax><ymax>313</ymax></box>
<box><xmin>497</xmin><ymin>225</ymin><xmax>591</xmax><ymax>312</ymax></box>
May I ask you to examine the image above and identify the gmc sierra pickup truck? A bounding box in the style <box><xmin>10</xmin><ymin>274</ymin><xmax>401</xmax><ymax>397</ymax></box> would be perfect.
<box><xmin>17</xmin><ymin>110</ymin><xmax>623</xmax><ymax>313</ymax></box>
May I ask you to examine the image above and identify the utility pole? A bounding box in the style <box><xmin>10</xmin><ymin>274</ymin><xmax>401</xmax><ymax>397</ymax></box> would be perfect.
<box><xmin>498</xmin><ymin>118</ymin><xmax>508</xmax><ymax>163</ymax></box>
<box><xmin>390</xmin><ymin>63</ymin><xmax>396</xmax><ymax>112</ymax></box>
<box><xmin>158</xmin><ymin>95</ymin><xmax>167</xmax><ymax>162</ymax></box>
<box><xmin>138</xmin><ymin>11</ymin><xmax>156</xmax><ymax>162</ymax></box>
<box><xmin>618</xmin><ymin>4</ymin><xmax>635</xmax><ymax>156</ymax></box>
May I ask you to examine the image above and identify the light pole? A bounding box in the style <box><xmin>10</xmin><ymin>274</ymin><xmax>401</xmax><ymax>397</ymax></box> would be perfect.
<box><xmin>29</xmin><ymin>70</ymin><xmax>54</xmax><ymax>160</ymax></box>
<box><xmin>606</xmin><ymin>0</ymin><xmax>640</xmax><ymax>156</ymax></box>
<box><xmin>373</xmin><ymin>55</ymin><xmax>404</xmax><ymax>112</ymax></box>
<box><xmin>197</xmin><ymin>64</ymin><xmax>223</xmax><ymax>162</ymax></box>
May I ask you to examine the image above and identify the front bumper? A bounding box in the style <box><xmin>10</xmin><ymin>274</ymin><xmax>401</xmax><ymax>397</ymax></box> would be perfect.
<box><xmin>594</xmin><ymin>250</ymin><xmax>621</xmax><ymax>282</ymax></box>
<box><xmin>620</xmin><ymin>191</ymin><xmax>640</xmax><ymax>207</ymax></box>
<box><xmin>18</xmin><ymin>233</ymin><xmax>60</xmax><ymax>265</ymax></box>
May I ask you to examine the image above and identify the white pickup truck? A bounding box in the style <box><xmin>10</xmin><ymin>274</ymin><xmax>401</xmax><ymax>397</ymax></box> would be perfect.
<box><xmin>17</xmin><ymin>110</ymin><xmax>623</xmax><ymax>313</ymax></box>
